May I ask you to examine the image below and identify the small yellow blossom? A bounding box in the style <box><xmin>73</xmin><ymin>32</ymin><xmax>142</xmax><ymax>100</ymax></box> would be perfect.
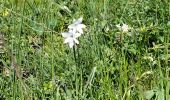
<box><xmin>2</xmin><ymin>9</ymin><xmax>9</xmax><ymax>16</ymax></box>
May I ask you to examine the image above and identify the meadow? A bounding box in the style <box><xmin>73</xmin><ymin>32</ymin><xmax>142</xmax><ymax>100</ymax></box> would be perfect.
<box><xmin>0</xmin><ymin>0</ymin><xmax>170</xmax><ymax>99</ymax></box>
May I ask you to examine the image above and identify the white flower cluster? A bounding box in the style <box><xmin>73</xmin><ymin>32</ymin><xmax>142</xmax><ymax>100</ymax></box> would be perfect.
<box><xmin>61</xmin><ymin>17</ymin><xmax>86</xmax><ymax>48</ymax></box>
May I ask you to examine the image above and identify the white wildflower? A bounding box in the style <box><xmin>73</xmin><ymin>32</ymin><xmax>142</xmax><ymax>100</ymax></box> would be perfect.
<box><xmin>61</xmin><ymin>17</ymin><xmax>86</xmax><ymax>48</ymax></box>
<box><xmin>143</xmin><ymin>56</ymin><xmax>154</xmax><ymax>62</ymax></box>
<box><xmin>62</xmin><ymin>30</ymin><xmax>79</xmax><ymax>48</ymax></box>
<box><xmin>116</xmin><ymin>23</ymin><xmax>130</xmax><ymax>33</ymax></box>
<box><xmin>68</xmin><ymin>17</ymin><xmax>86</xmax><ymax>34</ymax></box>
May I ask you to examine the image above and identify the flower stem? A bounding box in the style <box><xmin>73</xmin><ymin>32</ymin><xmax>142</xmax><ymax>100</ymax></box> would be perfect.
<box><xmin>73</xmin><ymin>45</ymin><xmax>78</xmax><ymax>98</ymax></box>
<box><xmin>73</xmin><ymin>45</ymin><xmax>77</xmax><ymax>64</ymax></box>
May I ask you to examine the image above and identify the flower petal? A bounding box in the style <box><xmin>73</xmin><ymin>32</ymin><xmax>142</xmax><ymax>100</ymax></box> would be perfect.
<box><xmin>77</xmin><ymin>24</ymin><xmax>86</xmax><ymax>29</ymax></box>
<box><xmin>68</xmin><ymin>24</ymin><xmax>75</xmax><ymax>29</ymax></box>
<box><xmin>69</xmin><ymin>28</ymin><xmax>76</xmax><ymax>34</ymax></box>
<box><xmin>62</xmin><ymin>32</ymin><xmax>72</xmax><ymax>38</ymax></box>
<box><xmin>77</xmin><ymin>28</ymin><xmax>83</xmax><ymax>34</ymax></box>
<box><xmin>68</xmin><ymin>17</ymin><xmax>83</xmax><ymax>29</ymax></box>
<box><xmin>122</xmin><ymin>24</ymin><xmax>129</xmax><ymax>32</ymax></box>
<box><xmin>77</xmin><ymin>24</ymin><xmax>86</xmax><ymax>34</ymax></box>
<box><xmin>74</xmin><ymin>38</ymin><xmax>79</xmax><ymax>44</ymax></box>
<box><xmin>74</xmin><ymin>33</ymin><xmax>81</xmax><ymax>38</ymax></box>
<box><xmin>68</xmin><ymin>40</ymin><xmax>74</xmax><ymax>48</ymax></box>
<box><xmin>116</xmin><ymin>24</ymin><xmax>121</xmax><ymax>28</ymax></box>
<box><xmin>73</xmin><ymin>17</ymin><xmax>83</xmax><ymax>25</ymax></box>
<box><xmin>64</xmin><ymin>37</ymin><xmax>73</xmax><ymax>44</ymax></box>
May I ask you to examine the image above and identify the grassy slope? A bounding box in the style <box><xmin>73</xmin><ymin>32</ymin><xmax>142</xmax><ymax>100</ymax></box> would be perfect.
<box><xmin>0</xmin><ymin>0</ymin><xmax>169</xmax><ymax>99</ymax></box>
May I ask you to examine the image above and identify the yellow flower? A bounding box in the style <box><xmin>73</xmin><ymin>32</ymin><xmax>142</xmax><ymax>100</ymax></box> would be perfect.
<box><xmin>2</xmin><ymin>9</ymin><xmax>9</xmax><ymax>16</ymax></box>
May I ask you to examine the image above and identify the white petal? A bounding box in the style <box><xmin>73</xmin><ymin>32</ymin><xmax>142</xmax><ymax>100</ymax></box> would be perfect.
<box><xmin>74</xmin><ymin>38</ymin><xmax>79</xmax><ymax>44</ymax></box>
<box><xmin>122</xmin><ymin>24</ymin><xmax>128</xmax><ymax>29</ymax></box>
<box><xmin>77</xmin><ymin>24</ymin><xmax>86</xmax><ymax>33</ymax></box>
<box><xmin>68</xmin><ymin>17</ymin><xmax>83</xmax><ymax>29</ymax></box>
<box><xmin>122</xmin><ymin>24</ymin><xmax>129</xmax><ymax>32</ymax></box>
<box><xmin>68</xmin><ymin>40</ymin><xmax>74</xmax><ymax>48</ymax></box>
<box><xmin>64</xmin><ymin>37</ymin><xmax>75</xmax><ymax>48</ymax></box>
<box><xmin>74</xmin><ymin>33</ymin><xmax>81</xmax><ymax>38</ymax></box>
<box><xmin>69</xmin><ymin>28</ymin><xmax>76</xmax><ymax>34</ymax></box>
<box><xmin>77</xmin><ymin>24</ymin><xmax>86</xmax><ymax>29</ymax></box>
<box><xmin>64</xmin><ymin>37</ymin><xmax>73</xmax><ymax>44</ymax></box>
<box><xmin>77</xmin><ymin>28</ymin><xmax>83</xmax><ymax>34</ymax></box>
<box><xmin>73</xmin><ymin>17</ymin><xmax>83</xmax><ymax>25</ymax></box>
<box><xmin>122</xmin><ymin>24</ymin><xmax>128</xmax><ymax>27</ymax></box>
<box><xmin>61</xmin><ymin>32</ymin><xmax>72</xmax><ymax>38</ymax></box>
<box><xmin>68</xmin><ymin>24</ymin><xmax>75</xmax><ymax>29</ymax></box>
<box><xmin>116</xmin><ymin>24</ymin><xmax>121</xmax><ymax>28</ymax></box>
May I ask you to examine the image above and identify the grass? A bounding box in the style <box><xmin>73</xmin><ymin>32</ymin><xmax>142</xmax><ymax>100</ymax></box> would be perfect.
<box><xmin>0</xmin><ymin>0</ymin><xmax>170</xmax><ymax>99</ymax></box>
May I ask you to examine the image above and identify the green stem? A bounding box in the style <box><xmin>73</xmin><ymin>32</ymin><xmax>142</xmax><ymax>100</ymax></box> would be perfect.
<box><xmin>73</xmin><ymin>45</ymin><xmax>77</xmax><ymax>64</ymax></box>
<box><xmin>73</xmin><ymin>45</ymin><xmax>78</xmax><ymax>99</ymax></box>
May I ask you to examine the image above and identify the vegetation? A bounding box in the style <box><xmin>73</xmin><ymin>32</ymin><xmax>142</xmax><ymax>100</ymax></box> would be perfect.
<box><xmin>0</xmin><ymin>0</ymin><xmax>169</xmax><ymax>99</ymax></box>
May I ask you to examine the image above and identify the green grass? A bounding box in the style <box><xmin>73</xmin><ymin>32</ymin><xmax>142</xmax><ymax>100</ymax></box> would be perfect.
<box><xmin>0</xmin><ymin>0</ymin><xmax>170</xmax><ymax>99</ymax></box>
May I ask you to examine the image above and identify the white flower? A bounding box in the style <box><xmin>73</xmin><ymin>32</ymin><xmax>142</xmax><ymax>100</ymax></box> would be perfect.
<box><xmin>61</xmin><ymin>17</ymin><xmax>86</xmax><ymax>48</ymax></box>
<box><xmin>61</xmin><ymin>30</ymin><xmax>80</xmax><ymax>48</ymax></box>
<box><xmin>64</xmin><ymin>36</ymin><xmax>79</xmax><ymax>48</ymax></box>
<box><xmin>68</xmin><ymin>17</ymin><xmax>86</xmax><ymax>34</ymax></box>
<box><xmin>116</xmin><ymin>23</ymin><xmax>130</xmax><ymax>33</ymax></box>
<box><xmin>143</xmin><ymin>56</ymin><xmax>154</xmax><ymax>62</ymax></box>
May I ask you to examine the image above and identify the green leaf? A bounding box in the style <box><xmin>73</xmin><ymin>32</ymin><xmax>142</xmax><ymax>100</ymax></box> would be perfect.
<box><xmin>144</xmin><ymin>90</ymin><xmax>155</xmax><ymax>99</ymax></box>
<box><xmin>156</xmin><ymin>90</ymin><xmax>165</xmax><ymax>100</ymax></box>
<box><xmin>167</xmin><ymin>21</ymin><xmax>170</xmax><ymax>27</ymax></box>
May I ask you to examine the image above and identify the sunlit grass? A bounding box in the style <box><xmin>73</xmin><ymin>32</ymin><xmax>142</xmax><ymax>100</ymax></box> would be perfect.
<box><xmin>0</xmin><ymin>0</ymin><xmax>170</xmax><ymax>99</ymax></box>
